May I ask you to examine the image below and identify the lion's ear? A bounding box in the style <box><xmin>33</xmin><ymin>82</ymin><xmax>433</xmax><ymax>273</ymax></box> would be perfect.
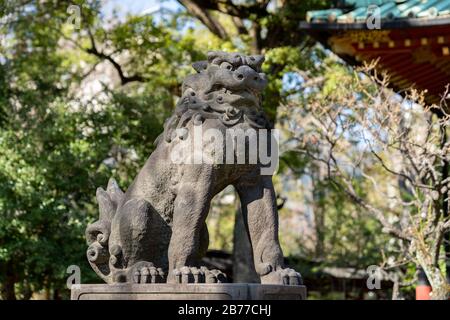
<box><xmin>247</xmin><ymin>55</ymin><xmax>265</xmax><ymax>72</ymax></box>
<box><xmin>192</xmin><ymin>60</ymin><xmax>208</xmax><ymax>73</ymax></box>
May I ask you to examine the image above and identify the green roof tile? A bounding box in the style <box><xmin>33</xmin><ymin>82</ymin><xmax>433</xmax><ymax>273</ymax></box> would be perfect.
<box><xmin>306</xmin><ymin>0</ymin><xmax>450</xmax><ymax>23</ymax></box>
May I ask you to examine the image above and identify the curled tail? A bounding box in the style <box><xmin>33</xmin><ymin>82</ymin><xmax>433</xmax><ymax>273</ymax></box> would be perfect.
<box><xmin>86</xmin><ymin>178</ymin><xmax>124</xmax><ymax>283</ymax></box>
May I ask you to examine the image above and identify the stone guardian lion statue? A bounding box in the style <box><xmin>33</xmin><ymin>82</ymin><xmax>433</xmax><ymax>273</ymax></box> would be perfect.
<box><xmin>85</xmin><ymin>51</ymin><xmax>302</xmax><ymax>286</ymax></box>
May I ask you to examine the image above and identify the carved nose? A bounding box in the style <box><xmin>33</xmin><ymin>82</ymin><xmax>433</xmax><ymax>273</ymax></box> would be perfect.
<box><xmin>234</xmin><ymin>66</ymin><xmax>266</xmax><ymax>90</ymax></box>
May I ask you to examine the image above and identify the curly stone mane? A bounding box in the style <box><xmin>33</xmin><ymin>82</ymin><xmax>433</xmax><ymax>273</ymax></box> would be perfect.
<box><xmin>156</xmin><ymin>51</ymin><xmax>272</xmax><ymax>145</ymax></box>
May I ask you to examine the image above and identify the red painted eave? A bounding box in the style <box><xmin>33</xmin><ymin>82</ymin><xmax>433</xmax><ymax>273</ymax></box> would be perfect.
<box><xmin>300</xmin><ymin>19</ymin><xmax>450</xmax><ymax>107</ymax></box>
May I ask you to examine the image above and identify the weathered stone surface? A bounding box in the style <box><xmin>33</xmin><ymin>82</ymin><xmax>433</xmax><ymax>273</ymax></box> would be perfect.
<box><xmin>71</xmin><ymin>284</ymin><xmax>307</xmax><ymax>300</ymax></box>
<box><xmin>85</xmin><ymin>51</ymin><xmax>303</xmax><ymax>286</ymax></box>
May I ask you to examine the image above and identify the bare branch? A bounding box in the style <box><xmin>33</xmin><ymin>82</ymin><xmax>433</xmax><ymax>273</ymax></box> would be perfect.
<box><xmin>178</xmin><ymin>0</ymin><xmax>270</xmax><ymax>19</ymax></box>
<box><xmin>177</xmin><ymin>0</ymin><xmax>228</xmax><ymax>39</ymax></box>
<box><xmin>85</xmin><ymin>28</ymin><xmax>145</xmax><ymax>85</ymax></box>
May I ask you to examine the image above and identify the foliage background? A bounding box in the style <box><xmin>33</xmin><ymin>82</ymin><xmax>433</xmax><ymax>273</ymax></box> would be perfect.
<box><xmin>2</xmin><ymin>0</ymin><xmax>447</xmax><ymax>300</ymax></box>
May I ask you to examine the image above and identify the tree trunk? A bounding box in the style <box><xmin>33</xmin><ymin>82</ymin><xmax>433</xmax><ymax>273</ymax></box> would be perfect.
<box><xmin>232</xmin><ymin>201</ymin><xmax>260</xmax><ymax>283</ymax></box>
<box><xmin>1</xmin><ymin>261</ymin><xmax>17</xmax><ymax>300</ymax></box>
<box><xmin>22</xmin><ymin>282</ymin><xmax>32</xmax><ymax>300</ymax></box>
<box><xmin>312</xmin><ymin>166</ymin><xmax>326</xmax><ymax>259</ymax></box>
<box><xmin>1</xmin><ymin>279</ymin><xmax>16</xmax><ymax>300</ymax></box>
<box><xmin>313</xmin><ymin>194</ymin><xmax>325</xmax><ymax>259</ymax></box>
<box><xmin>426</xmin><ymin>268</ymin><xmax>449</xmax><ymax>300</ymax></box>
<box><xmin>440</xmin><ymin>125</ymin><xmax>450</xmax><ymax>284</ymax></box>
<box><xmin>417</xmin><ymin>250</ymin><xmax>449</xmax><ymax>300</ymax></box>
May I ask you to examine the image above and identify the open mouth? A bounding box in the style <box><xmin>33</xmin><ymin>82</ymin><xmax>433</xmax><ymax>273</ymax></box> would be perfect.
<box><xmin>220</xmin><ymin>88</ymin><xmax>259</xmax><ymax>107</ymax></box>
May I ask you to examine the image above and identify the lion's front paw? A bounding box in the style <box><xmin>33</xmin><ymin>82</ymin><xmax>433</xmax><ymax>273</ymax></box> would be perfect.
<box><xmin>129</xmin><ymin>261</ymin><xmax>165</xmax><ymax>283</ymax></box>
<box><xmin>260</xmin><ymin>268</ymin><xmax>302</xmax><ymax>285</ymax></box>
<box><xmin>170</xmin><ymin>266</ymin><xmax>227</xmax><ymax>284</ymax></box>
<box><xmin>202</xmin><ymin>267</ymin><xmax>227</xmax><ymax>283</ymax></box>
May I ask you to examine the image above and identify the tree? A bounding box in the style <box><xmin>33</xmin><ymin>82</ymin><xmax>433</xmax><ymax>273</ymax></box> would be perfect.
<box><xmin>282</xmin><ymin>58</ymin><xmax>450</xmax><ymax>299</ymax></box>
<box><xmin>0</xmin><ymin>0</ymin><xmax>198</xmax><ymax>299</ymax></box>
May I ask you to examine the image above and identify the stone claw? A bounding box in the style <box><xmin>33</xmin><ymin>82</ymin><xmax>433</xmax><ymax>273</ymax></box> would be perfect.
<box><xmin>128</xmin><ymin>262</ymin><xmax>166</xmax><ymax>284</ymax></box>
<box><xmin>133</xmin><ymin>270</ymin><xmax>141</xmax><ymax>284</ymax></box>
<box><xmin>150</xmin><ymin>267</ymin><xmax>158</xmax><ymax>283</ymax></box>
<box><xmin>260</xmin><ymin>267</ymin><xmax>303</xmax><ymax>286</ymax></box>
<box><xmin>288</xmin><ymin>269</ymin><xmax>302</xmax><ymax>285</ymax></box>
<box><xmin>170</xmin><ymin>266</ymin><xmax>226</xmax><ymax>284</ymax></box>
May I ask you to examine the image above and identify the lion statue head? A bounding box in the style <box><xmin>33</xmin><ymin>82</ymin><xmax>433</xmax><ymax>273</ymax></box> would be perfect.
<box><xmin>158</xmin><ymin>51</ymin><xmax>270</xmax><ymax>144</ymax></box>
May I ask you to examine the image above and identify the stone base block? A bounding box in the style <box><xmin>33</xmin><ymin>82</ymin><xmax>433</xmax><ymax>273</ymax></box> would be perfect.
<box><xmin>71</xmin><ymin>283</ymin><xmax>307</xmax><ymax>300</ymax></box>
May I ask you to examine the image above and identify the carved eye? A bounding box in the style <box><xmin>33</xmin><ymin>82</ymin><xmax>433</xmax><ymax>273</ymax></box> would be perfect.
<box><xmin>220</xmin><ymin>62</ymin><xmax>233</xmax><ymax>71</ymax></box>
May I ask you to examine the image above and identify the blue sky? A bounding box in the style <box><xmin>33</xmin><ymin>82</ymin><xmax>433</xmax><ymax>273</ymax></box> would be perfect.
<box><xmin>102</xmin><ymin>0</ymin><xmax>182</xmax><ymax>18</ymax></box>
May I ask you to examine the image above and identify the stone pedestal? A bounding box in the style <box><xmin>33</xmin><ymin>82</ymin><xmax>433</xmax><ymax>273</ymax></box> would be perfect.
<box><xmin>71</xmin><ymin>283</ymin><xmax>307</xmax><ymax>300</ymax></box>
